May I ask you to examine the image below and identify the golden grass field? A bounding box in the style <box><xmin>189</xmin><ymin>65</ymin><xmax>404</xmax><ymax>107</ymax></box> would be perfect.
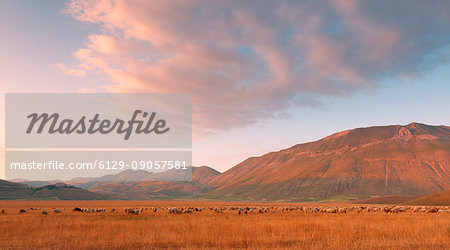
<box><xmin>0</xmin><ymin>201</ymin><xmax>449</xmax><ymax>249</ymax></box>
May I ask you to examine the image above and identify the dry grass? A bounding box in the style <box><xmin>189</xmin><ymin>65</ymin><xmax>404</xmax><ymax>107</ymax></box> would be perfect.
<box><xmin>0</xmin><ymin>201</ymin><xmax>449</xmax><ymax>249</ymax></box>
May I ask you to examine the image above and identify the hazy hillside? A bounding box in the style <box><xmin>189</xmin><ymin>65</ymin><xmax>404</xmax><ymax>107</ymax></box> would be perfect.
<box><xmin>0</xmin><ymin>180</ymin><xmax>110</xmax><ymax>200</ymax></box>
<box><xmin>67</xmin><ymin>169</ymin><xmax>153</xmax><ymax>189</ymax></box>
<box><xmin>0</xmin><ymin>180</ymin><xmax>34</xmax><ymax>200</ymax></box>
<box><xmin>67</xmin><ymin>168</ymin><xmax>195</xmax><ymax>189</ymax></box>
<box><xmin>90</xmin><ymin>166</ymin><xmax>220</xmax><ymax>199</ymax></box>
<box><xmin>17</xmin><ymin>181</ymin><xmax>54</xmax><ymax>188</ymax></box>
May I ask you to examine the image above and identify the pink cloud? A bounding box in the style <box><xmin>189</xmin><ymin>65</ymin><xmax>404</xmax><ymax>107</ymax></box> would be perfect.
<box><xmin>55</xmin><ymin>62</ymin><xmax>86</xmax><ymax>77</ymax></box>
<box><xmin>63</xmin><ymin>0</ymin><xmax>450</xmax><ymax>136</ymax></box>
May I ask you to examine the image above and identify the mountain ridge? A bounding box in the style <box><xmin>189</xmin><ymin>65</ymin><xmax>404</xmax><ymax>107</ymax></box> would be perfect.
<box><xmin>0</xmin><ymin>180</ymin><xmax>110</xmax><ymax>200</ymax></box>
<box><xmin>4</xmin><ymin>123</ymin><xmax>450</xmax><ymax>202</ymax></box>
<box><xmin>206</xmin><ymin>122</ymin><xmax>449</xmax><ymax>201</ymax></box>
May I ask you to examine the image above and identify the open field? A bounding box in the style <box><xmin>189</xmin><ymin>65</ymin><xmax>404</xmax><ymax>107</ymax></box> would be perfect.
<box><xmin>0</xmin><ymin>201</ymin><xmax>449</xmax><ymax>249</ymax></box>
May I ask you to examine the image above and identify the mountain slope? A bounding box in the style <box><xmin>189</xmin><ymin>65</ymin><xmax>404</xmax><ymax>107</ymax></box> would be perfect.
<box><xmin>206</xmin><ymin>123</ymin><xmax>450</xmax><ymax>201</ymax></box>
<box><xmin>403</xmin><ymin>190</ymin><xmax>450</xmax><ymax>206</ymax></box>
<box><xmin>32</xmin><ymin>183</ymin><xmax>111</xmax><ymax>200</ymax></box>
<box><xmin>350</xmin><ymin>195</ymin><xmax>425</xmax><ymax>204</ymax></box>
<box><xmin>17</xmin><ymin>181</ymin><xmax>54</xmax><ymax>188</ymax></box>
<box><xmin>67</xmin><ymin>169</ymin><xmax>153</xmax><ymax>189</ymax></box>
<box><xmin>90</xmin><ymin>166</ymin><xmax>220</xmax><ymax>199</ymax></box>
<box><xmin>68</xmin><ymin>168</ymin><xmax>200</xmax><ymax>190</ymax></box>
<box><xmin>0</xmin><ymin>179</ymin><xmax>34</xmax><ymax>200</ymax></box>
<box><xmin>0</xmin><ymin>180</ymin><xmax>110</xmax><ymax>200</ymax></box>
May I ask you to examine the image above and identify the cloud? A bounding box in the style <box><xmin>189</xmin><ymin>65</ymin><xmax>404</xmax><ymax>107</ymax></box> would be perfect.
<box><xmin>55</xmin><ymin>62</ymin><xmax>86</xmax><ymax>77</ymax></box>
<box><xmin>63</xmin><ymin>0</ymin><xmax>450</xmax><ymax>135</ymax></box>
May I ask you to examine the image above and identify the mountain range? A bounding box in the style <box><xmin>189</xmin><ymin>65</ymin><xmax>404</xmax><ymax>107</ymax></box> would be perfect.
<box><xmin>3</xmin><ymin>122</ymin><xmax>450</xmax><ymax>203</ymax></box>
<box><xmin>0</xmin><ymin>180</ymin><xmax>109</xmax><ymax>200</ymax></box>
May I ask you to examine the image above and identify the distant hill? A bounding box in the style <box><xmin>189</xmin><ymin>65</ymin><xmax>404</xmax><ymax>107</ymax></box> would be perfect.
<box><xmin>403</xmin><ymin>190</ymin><xmax>450</xmax><ymax>206</ymax></box>
<box><xmin>32</xmin><ymin>183</ymin><xmax>111</xmax><ymax>200</ymax></box>
<box><xmin>350</xmin><ymin>195</ymin><xmax>425</xmax><ymax>204</ymax></box>
<box><xmin>0</xmin><ymin>179</ymin><xmax>34</xmax><ymax>200</ymax></box>
<box><xmin>90</xmin><ymin>166</ymin><xmax>220</xmax><ymax>199</ymax></box>
<box><xmin>0</xmin><ymin>180</ymin><xmax>110</xmax><ymax>200</ymax></box>
<box><xmin>66</xmin><ymin>169</ymin><xmax>153</xmax><ymax>189</ymax></box>
<box><xmin>66</xmin><ymin>168</ymin><xmax>194</xmax><ymax>189</ymax></box>
<box><xmin>17</xmin><ymin>181</ymin><xmax>54</xmax><ymax>188</ymax></box>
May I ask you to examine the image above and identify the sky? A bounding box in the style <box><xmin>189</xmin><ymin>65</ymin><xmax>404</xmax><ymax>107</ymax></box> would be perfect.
<box><xmin>1</xmin><ymin>0</ymin><xmax>450</xmax><ymax>177</ymax></box>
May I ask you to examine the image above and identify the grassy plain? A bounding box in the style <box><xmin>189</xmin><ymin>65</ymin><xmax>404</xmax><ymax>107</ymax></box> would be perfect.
<box><xmin>0</xmin><ymin>201</ymin><xmax>449</xmax><ymax>249</ymax></box>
